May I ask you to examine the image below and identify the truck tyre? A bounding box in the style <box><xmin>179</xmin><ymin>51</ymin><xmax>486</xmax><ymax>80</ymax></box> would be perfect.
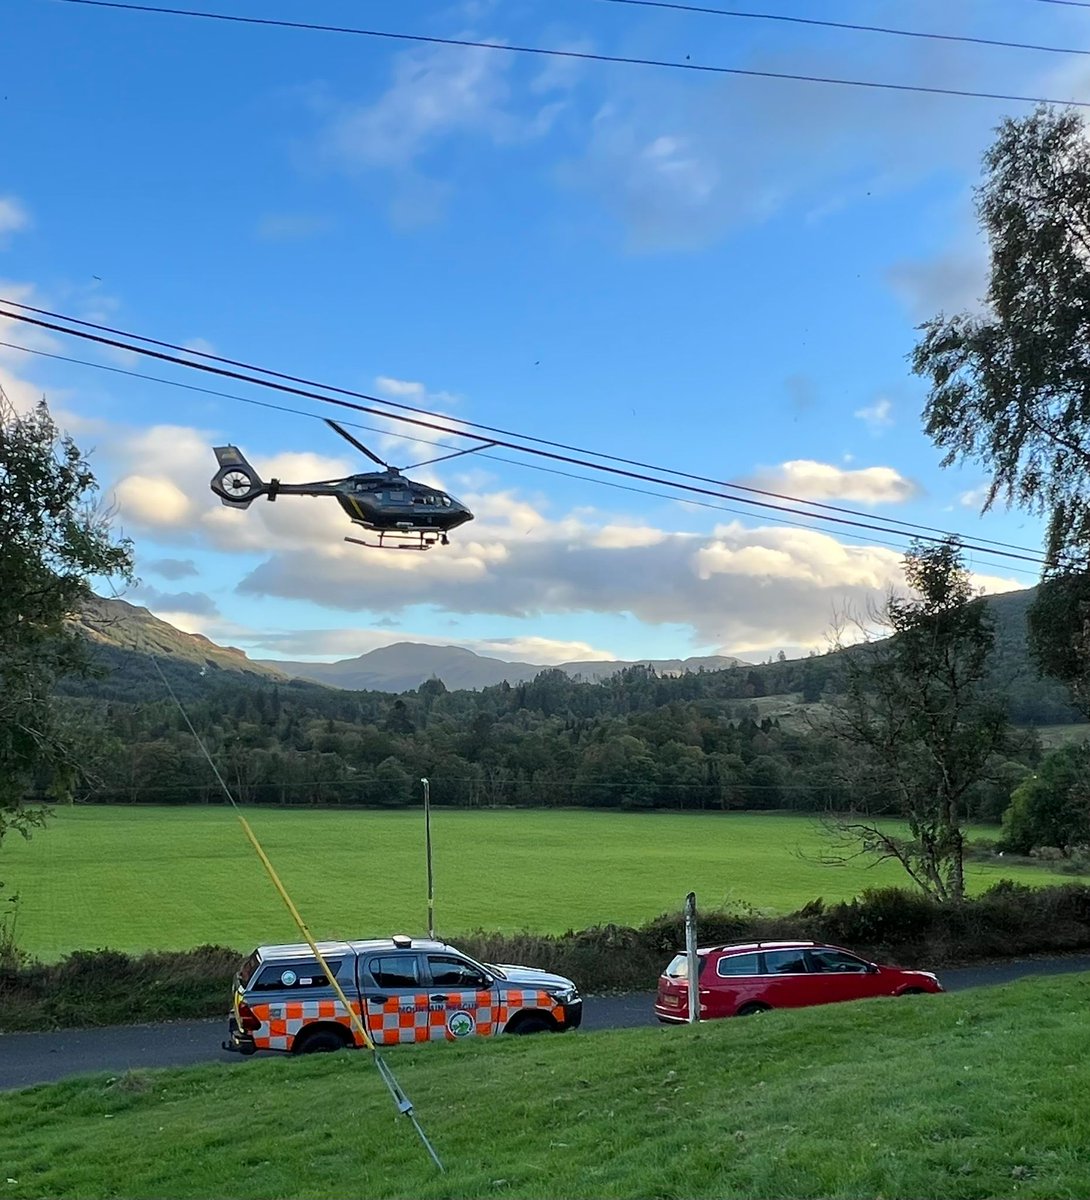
<box><xmin>293</xmin><ymin>1027</ymin><xmax>351</xmax><ymax>1054</ymax></box>
<box><xmin>505</xmin><ymin>1014</ymin><xmax>555</xmax><ymax>1035</ymax></box>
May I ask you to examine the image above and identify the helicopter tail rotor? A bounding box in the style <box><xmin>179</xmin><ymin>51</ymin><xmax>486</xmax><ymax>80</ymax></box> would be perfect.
<box><xmin>210</xmin><ymin>446</ymin><xmax>265</xmax><ymax>509</ymax></box>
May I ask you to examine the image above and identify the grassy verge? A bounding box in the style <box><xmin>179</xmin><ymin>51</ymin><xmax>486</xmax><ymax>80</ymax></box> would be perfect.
<box><xmin>3</xmin><ymin>974</ymin><xmax>1090</xmax><ymax>1198</ymax></box>
<box><xmin>3</xmin><ymin>806</ymin><xmax>1071</xmax><ymax>958</ymax></box>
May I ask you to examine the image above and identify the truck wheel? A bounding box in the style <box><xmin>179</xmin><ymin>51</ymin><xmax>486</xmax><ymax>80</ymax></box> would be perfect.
<box><xmin>294</xmin><ymin>1028</ymin><xmax>351</xmax><ymax>1054</ymax></box>
<box><xmin>506</xmin><ymin>1015</ymin><xmax>555</xmax><ymax>1035</ymax></box>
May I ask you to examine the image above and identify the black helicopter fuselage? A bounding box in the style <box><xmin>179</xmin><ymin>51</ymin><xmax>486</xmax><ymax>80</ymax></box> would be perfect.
<box><xmin>330</xmin><ymin>470</ymin><xmax>473</xmax><ymax>534</ymax></box>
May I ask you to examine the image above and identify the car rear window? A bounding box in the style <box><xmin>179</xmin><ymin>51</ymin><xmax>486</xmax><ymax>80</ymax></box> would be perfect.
<box><xmin>237</xmin><ymin>951</ymin><xmax>260</xmax><ymax>987</ymax></box>
<box><xmin>663</xmin><ymin>954</ymin><xmax>707</xmax><ymax>979</ymax></box>
<box><xmin>250</xmin><ymin>959</ymin><xmax>344</xmax><ymax>991</ymax></box>
<box><xmin>716</xmin><ymin>952</ymin><xmax>761</xmax><ymax>977</ymax></box>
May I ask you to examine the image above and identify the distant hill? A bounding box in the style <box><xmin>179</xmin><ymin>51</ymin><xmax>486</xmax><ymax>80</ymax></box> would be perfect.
<box><xmin>62</xmin><ymin>596</ymin><xmax>290</xmax><ymax>704</ymax></box>
<box><xmin>256</xmin><ymin>643</ymin><xmax>748</xmax><ymax>693</ymax></box>
<box><xmin>75</xmin><ymin>596</ymin><xmax>286</xmax><ymax>681</ymax></box>
<box><xmin>63</xmin><ymin>586</ymin><xmax>1084</xmax><ymax>727</ymax></box>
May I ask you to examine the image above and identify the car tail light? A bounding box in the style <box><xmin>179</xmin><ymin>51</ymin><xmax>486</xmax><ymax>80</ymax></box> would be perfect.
<box><xmin>238</xmin><ymin>1002</ymin><xmax>261</xmax><ymax>1032</ymax></box>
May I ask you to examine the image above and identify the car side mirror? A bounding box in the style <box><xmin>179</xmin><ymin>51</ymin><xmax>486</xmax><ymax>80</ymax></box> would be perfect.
<box><xmin>867</xmin><ymin>963</ymin><xmax>880</xmax><ymax>974</ymax></box>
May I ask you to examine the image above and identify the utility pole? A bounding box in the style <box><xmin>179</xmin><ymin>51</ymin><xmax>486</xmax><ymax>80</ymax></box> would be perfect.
<box><xmin>684</xmin><ymin>891</ymin><xmax>699</xmax><ymax>1024</ymax></box>
<box><xmin>420</xmin><ymin>777</ymin><xmax>435</xmax><ymax>939</ymax></box>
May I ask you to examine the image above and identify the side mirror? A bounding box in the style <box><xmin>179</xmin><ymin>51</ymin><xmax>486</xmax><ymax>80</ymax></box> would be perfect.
<box><xmin>867</xmin><ymin>962</ymin><xmax>880</xmax><ymax>975</ymax></box>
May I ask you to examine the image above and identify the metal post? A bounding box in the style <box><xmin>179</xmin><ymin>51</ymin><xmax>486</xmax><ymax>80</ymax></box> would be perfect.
<box><xmin>684</xmin><ymin>891</ymin><xmax>699</xmax><ymax>1025</ymax></box>
<box><xmin>421</xmin><ymin>778</ymin><xmax>435</xmax><ymax>939</ymax></box>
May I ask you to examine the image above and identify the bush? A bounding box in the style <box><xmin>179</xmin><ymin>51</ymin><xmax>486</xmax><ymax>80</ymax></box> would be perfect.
<box><xmin>8</xmin><ymin>883</ymin><xmax>1090</xmax><ymax>1032</ymax></box>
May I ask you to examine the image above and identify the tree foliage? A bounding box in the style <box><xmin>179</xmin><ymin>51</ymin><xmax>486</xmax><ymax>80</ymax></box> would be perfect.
<box><xmin>912</xmin><ymin>106</ymin><xmax>1090</xmax><ymax>715</ymax></box>
<box><xmin>913</xmin><ymin>106</ymin><xmax>1090</xmax><ymax>566</ymax></box>
<box><xmin>821</xmin><ymin>540</ymin><xmax>1011</xmax><ymax>902</ymax></box>
<box><xmin>1001</xmin><ymin>743</ymin><xmax>1090</xmax><ymax>856</ymax></box>
<box><xmin>0</xmin><ymin>399</ymin><xmax>133</xmax><ymax>843</ymax></box>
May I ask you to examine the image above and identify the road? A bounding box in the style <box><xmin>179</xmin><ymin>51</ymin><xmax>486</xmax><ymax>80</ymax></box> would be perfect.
<box><xmin>3</xmin><ymin>955</ymin><xmax>1088</xmax><ymax>1092</ymax></box>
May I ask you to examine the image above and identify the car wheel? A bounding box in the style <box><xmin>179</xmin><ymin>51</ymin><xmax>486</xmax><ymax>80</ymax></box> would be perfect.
<box><xmin>735</xmin><ymin>1002</ymin><xmax>772</xmax><ymax>1017</ymax></box>
<box><xmin>507</xmin><ymin>1016</ymin><xmax>554</xmax><ymax>1035</ymax></box>
<box><xmin>294</xmin><ymin>1029</ymin><xmax>351</xmax><ymax>1054</ymax></box>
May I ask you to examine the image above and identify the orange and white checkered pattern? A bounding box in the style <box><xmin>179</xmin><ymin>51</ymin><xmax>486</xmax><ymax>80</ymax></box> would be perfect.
<box><xmin>249</xmin><ymin>988</ymin><xmax>564</xmax><ymax>1050</ymax></box>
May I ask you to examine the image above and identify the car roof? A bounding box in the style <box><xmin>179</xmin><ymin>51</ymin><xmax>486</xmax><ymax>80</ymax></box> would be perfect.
<box><xmin>699</xmin><ymin>941</ymin><xmax>819</xmax><ymax>956</ymax></box>
<box><xmin>255</xmin><ymin>937</ymin><xmax>455</xmax><ymax>961</ymax></box>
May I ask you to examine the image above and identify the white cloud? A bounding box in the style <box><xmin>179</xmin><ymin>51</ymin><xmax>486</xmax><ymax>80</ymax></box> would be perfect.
<box><xmin>959</xmin><ymin>484</ymin><xmax>991</xmax><ymax>510</ymax></box>
<box><xmin>322</xmin><ymin>43</ymin><xmax>519</xmax><ymax>172</ymax></box>
<box><xmin>748</xmin><ymin>459</ymin><xmax>919</xmax><ymax>505</ymax></box>
<box><xmin>886</xmin><ymin>243</ymin><xmax>989</xmax><ymax>322</ymax></box>
<box><xmin>375</xmin><ymin>376</ymin><xmax>427</xmax><ymax>399</ymax></box>
<box><xmin>114</xmin><ymin>475</ymin><xmax>194</xmax><ymax>528</ymax></box>
<box><xmin>469</xmin><ymin>636</ymin><xmax>614</xmax><ymax>664</ymax></box>
<box><xmin>230</xmin><ymin>502</ymin><xmax>1028</xmax><ymax>654</ymax></box>
<box><xmin>0</xmin><ymin>196</ymin><xmax>30</xmax><ymax>242</ymax></box>
<box><xmin>565</xmin><ymin>28</ymin><xmax>1006</xmax><ymax>250</ymax></box>
<box><xmin>853</xmin><ymin>397</ymin><xmax>894</xmax><ymax>434</ymax></box>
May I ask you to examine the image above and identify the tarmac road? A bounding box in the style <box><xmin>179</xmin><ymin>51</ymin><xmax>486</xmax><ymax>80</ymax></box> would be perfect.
<box><xmin>3</xmin><ymin>954</ymin><xmax>1088</xmax><ymax>1092</ymax></box>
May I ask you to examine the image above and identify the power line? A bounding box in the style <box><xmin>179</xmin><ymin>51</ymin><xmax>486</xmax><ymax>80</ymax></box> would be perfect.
<box><xmin>597</xmin><ymin>0</ymin><xmax>1090</xmax><ymax>59</ymax></box>
<box><xmin>0</xmin><ymin>304</ymin><xmax>1052</xmax><ymax>567</ymax></box>
<box><xmin>0</xmin><ymin>309</ymin><xmax>1056</xmax><ymax>571</ymax></box>
<box><xmin>42</xmin><ymin>0</ymin><xmax>1090</xmax><ymax>109</ymax></box>
<box><xmin>0</xmin><ymin>337</ymin><xmax>1044</xmax><ymax>579</ymax></box>
<box><xmin>0</xmin><ymin>299</ymin><xmax>1048</xmax><ymax>560</ymax></box>
<box><xmin>1028</xmin><ymin>0</ymin><xmax>1090</xmax><ymax>8</ymax></box>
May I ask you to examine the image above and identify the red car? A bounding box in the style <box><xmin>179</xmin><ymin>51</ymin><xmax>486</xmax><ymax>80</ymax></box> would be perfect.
<box><xmin>655</xmin><ymin>940</ymin><xmax>942</xmax><ymax>1022</ymax></box>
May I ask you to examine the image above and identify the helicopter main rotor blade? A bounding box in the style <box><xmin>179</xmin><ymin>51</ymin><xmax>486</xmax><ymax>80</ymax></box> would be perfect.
<box><xmin>402</xmin><ymin>440</ymin><xmax>497</xmax><ymax>471</ymax></box>
<box><xmin>324</xmin><ymin>418</ymin><xmax>389</xmax><ymax>469</ymax></box>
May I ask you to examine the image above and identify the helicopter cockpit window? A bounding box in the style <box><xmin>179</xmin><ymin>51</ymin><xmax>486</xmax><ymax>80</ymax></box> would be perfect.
<box><xmin>440</xmin><ymin>495</ymin><xmax>452</xmax><ymax>507</ymax></box>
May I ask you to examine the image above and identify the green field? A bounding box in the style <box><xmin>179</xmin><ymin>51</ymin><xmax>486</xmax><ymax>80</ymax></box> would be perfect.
<box><xmin>3</xmin><ymin>974</ymin><xmax>1090</xmax><ymax>1199</ymax></box>
<box><xmin>1</xmin><ymin>806</ymin><xmax>1071</xmax><ymax>959</ymax></box>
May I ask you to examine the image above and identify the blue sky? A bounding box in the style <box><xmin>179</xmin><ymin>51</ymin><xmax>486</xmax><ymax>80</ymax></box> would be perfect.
<box><xmin>2</xmin><ymin>0</ymin><xmax>1084</xmax><ymax>664</ymax></box>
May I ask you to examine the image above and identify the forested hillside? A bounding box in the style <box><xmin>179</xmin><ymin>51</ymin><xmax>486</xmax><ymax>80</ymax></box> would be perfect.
<box><xmin>51</xmin><ymin>585</ymin><xmax>1080</xmax><ymax>817</ymax></box>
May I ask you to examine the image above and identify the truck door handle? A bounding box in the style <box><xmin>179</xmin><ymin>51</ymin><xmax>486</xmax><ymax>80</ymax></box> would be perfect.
<box><xmin>430</xmin><ymin>994</ymin><xmax>449</xmax><ymax>1003</ymax></box>
<box><xmin>370</xmin><ymin>995</ymin><xmax>389</xmax><ymax>1004</ymax></box>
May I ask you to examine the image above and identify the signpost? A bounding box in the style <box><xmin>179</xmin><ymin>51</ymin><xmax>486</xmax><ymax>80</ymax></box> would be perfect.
<box><xmin>684</xmin><ymin>891</ymin><xmax>699</xmax><ymax>1024</ymax></box>
<box><xmin>421</xmin><ymin>777</ymin><xmax>435</xmax><ymax>939</ymax></box>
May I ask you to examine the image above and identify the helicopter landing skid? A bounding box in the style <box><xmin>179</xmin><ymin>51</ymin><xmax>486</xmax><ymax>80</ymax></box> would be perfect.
<box><xmin>344</xmin><ymin>530</ymin><xmax>449</xmax><ymax>551</ymax></box>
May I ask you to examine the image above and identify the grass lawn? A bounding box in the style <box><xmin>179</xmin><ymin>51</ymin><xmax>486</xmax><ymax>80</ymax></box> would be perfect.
<box><xmin>2</xmin><ymin>806</ymin><xmax>1071</xmax><ymax>959</ymax></box>
<box><xmin>3</xmin><ymin>974</ymin><xmax>1090</xmax><ymax>1199</ymax></box>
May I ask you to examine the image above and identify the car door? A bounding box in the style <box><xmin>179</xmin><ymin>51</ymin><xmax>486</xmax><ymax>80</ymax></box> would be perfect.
<box><xmin>359</xmin><ymin>952</ymin><xmax>430</xmax><ymax>1045</ymax></box>
<box><xmin>757</xmin><ymin>948</ymin><xmax>814</xmax><ymax>1009</ymax></box>
<box><xmin>805</xmin><ymin>947</ymin><xmax>887</xmax><ymax>1005</ymax></box>
<box><xmin>422</xmin><ymin>953</ymin><xmax>498</xmax><ymax>1040</ymax></box>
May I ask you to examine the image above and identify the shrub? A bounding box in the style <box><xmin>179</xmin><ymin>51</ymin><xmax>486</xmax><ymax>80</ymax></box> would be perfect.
<box><xmin>7</xmin><ymin>883</ymin><xmax>1090</xmax><ymax>1032</ymax></box>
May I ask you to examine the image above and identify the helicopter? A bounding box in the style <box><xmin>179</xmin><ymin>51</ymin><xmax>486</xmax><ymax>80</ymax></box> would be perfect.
<box><xmin>209</xmin><ymin>419</ymin><xmax>492</xmax><ymax>550</ymax></box>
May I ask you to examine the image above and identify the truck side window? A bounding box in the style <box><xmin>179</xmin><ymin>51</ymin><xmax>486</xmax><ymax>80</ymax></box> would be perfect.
<box><xmin>427</xmin><ymin>955</ymin><xmax>489</xmax><ymax>989</ymax></box>
<box><xmin>369</xmin><ymin>955</ymin><xmax>421</xmax><ymax>989</ymax></box>
<box><xmin>251</xmin><ymin>960</ymin><xmax>343</xmax><ymax>990</ymax></box>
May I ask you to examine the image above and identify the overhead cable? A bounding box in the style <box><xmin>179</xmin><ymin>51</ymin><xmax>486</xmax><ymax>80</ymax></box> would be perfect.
<box><xmin>41</xmin><ymin>0</ymin><xmax>1090</xmax><ymax>109</ymax></box>
<box><xmin>0</xmin><ymin>299</ymin><xmax>1047</xmax><ymax>559</ymax></box>
<box><xmin>0</xmin><ymin>337</ymin><xmax>1046</xmax><ymax>580</ymax></box>
<box><xmin>597</xmin><ymin>0</ymin><xmax>1090</xmax><ymax>59</ymax></box>
<box><xmin>0</xmin><ymin>304</ymin><xmax>1051</xmax><ymax>568</ymax></box>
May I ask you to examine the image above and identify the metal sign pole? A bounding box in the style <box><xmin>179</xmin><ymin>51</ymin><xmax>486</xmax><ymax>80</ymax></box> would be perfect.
<box><xmin>684</xmin><ymin>891</ymin><xmax>699</xmax><ymax>1024</ymax></box>
<box><xmin>421</xmin><ymin>777</ymin><xmax>435</xmax><ymax>939</ymax></box>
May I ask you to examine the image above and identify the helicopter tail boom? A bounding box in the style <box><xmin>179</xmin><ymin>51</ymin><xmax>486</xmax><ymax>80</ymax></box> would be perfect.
<box><xmin>210</xmin><ymin>445</ymin><xmax>265</xmax><ymax>509</ymax></box>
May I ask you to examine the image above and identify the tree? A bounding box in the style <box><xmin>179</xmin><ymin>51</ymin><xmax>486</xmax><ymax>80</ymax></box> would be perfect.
<box><xmin>0</xmin><ymin>396</ymin><xmax>133</xmax><ymax>843</ymax></box>
<box><xmin>1000</xmin><ymin>744</ymin><xmax>1090</xmax><ymax>855</ymax></box>
<box><xmin>821</xmin><ymin>539</ymin><xmax>1010</xmax><ymax>901</ymax></box>
<box><xmin>911</xmin><ymin>107</ymin><xmax>1090</xmax><ymax>712</ymax></box>
<box><xmin>913</xmin><ymin>107</ymin><xmax>1090</xmax><ymax>567</ymax></box>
